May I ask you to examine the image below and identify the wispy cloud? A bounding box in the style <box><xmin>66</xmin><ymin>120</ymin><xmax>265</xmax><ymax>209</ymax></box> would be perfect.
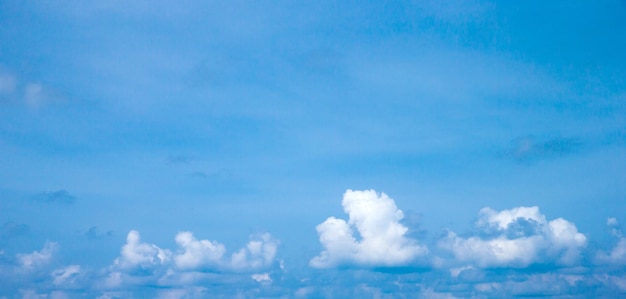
<box><xmin>502</xmin><ymin>136</ymin><xmax>585</xmax><ymax>163</ymax></box>
<box><xmin>0</xmin><ymin>68</ymin><xmax>64</xmax><ymax>109</ymax></box>
<box><xmin>31</xmin><ymin>190</ymin><xmax>76</xmax><ymax>205</ymax></box>
<box><xmin>595</xmin><ymin>218</ymin><xmax>626</xmax><ymax>266</ymax></box>
<box><xmin>83</xmin><ymin>226</ymin><xmax>113</xmax><ymax>240</ymax></box>
<box><xmin>0</xmin><ymin>221</ymin><xmax>30</xmax><ymax>239</ymax></box>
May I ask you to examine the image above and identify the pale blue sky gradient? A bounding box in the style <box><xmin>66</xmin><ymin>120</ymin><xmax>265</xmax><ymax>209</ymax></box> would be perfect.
<box><xmin>1</xmin><ymin>1</ymin><xmax>626</xmax><ymax>297</ymax></box>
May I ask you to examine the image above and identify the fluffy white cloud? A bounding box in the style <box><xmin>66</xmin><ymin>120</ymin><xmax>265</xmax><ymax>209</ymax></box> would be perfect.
<box><xmin>172</xmin><ymin>231</ymin><xmax>279</xmax><ymax>271</ymax></box>
<box><xmin>439</xmin><ymin>206</ymin><xmax>587</xmax><ymax>268</ymax></box>
<box><xmin>113</xmin><ymin>230</ymin><xmax>171</xmax><ymax>272</ymax></box>
<box><xmin>310</xmin><ymin>189</ymin><xmax>427</xmax><ymax>268</ymax></box>
<box><xmin>101</xmin><ymin>229</ymin><xmax>280</xmax><ymax>289</ymax></box>
<box><xmin>174</xmin><ymin>231</ymin><xmax>225</xmax><ymax>270</ymax></box>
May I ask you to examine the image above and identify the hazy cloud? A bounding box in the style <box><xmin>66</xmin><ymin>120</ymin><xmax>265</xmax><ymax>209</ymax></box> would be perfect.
<box><xmin>17</xmin><ymin>242</ymin><xmax>58</xmax><ymax>271</ymax></box>
<box><xmin>0</xmin><ymin>70</ymin><xmax>16</xmax><ymax>97</ymax></box>
<box><xmin>167</xmin><ymin>154</ymin><xmax>194</xmax><ymax>164</ymax></box>
<box><xmin>596</xmin><ymin>218</ymin><xmax>626</xmax><ymax>266</ymax></box>
<box><xmin>0</xmin><ymin>222</ymin><xmax>30</xmax><ymax>239</ymax></box>
<box><xmin>84</xmin><ymin>226</ymin><xmax>113</xmax><ymax>240</ymax></box>
<box><xmin>51</xmin><ymin>265</ymin><xmax>82</xmax><ymax>287</ymax></box>
<box><xmin>503</xmin><ymin>136</ymin><xmax>584</xmax><ymax>163</ymax></box>
<box><xmin>0</xmin><ymin>68</ymin><xmax>63</xmax><ymax>108</ymax></box>
<box><xmin>32</xmin><ymin>190</ymin><xmax>76</xmax><ymax>205</ymax></box>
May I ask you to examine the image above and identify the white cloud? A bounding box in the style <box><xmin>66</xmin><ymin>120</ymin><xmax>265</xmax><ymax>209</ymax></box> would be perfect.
<box><xmin>101</xmin><ymin>229</ymin><xmax>280</xmax><ymax>289</ymax></box>
<box><xmin>231</xmin><ymin>233</ymin><xmax>279</xmax><ymax>270</ymax></box>
<box><xmin>310</xmin><ymin>189</ymin><xmax>427</xmax><ymax>268</ymax></box>
<box><xmin>439</xmin><ymin>206</ymin><xmax>587</xmax><ymax>268</ymax></box>
<box><xmin>173</xmin><ymin>231</ymin><xmax>225</xmax><ymax>270</ymax></box>
<box><xmin>154</xmin><ymin>287</ymin><xmax>207</xmax><ymax>299</ymax></box>
<box><xmin>113</xmin><ymin>230</ymin><xmax>171</xmax><ymax>272</ymax></box>
<box><xmin>250</xmin><ymin>273</ymin><xmax>271</xmax><ymax>283</ymax></box>
<box><xmin>17</xmin><ymin>242</ymin><xmax>57</xmax><ymax>271</ymax></box>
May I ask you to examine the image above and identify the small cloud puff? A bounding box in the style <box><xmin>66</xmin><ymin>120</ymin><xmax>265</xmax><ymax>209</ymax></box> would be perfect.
<box><xmin>310</xmin><ymin>189</ymin><xmax>427</xmax><ymax>268</ymax></box>
<box><xmin>439</xmin><ymin>206</ymin><xmax>587</xmax><ymax>268</ymax></box>
<box><xmin>250</xmin><ymin>272</ymin><xmax>271</xmax><ymax>283</ymax></box>
<box><xmin>595</xmin><ymin>218</ymin><xmax>626</xmax><ymax>266</ymax></box>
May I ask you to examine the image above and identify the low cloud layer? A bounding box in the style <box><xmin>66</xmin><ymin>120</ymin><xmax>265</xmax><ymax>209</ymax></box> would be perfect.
<box><xmin>439</xmin><ymin>206</ymin><xmax>587</xmax><ymax>268</ymax></box>
<box><xmin>104</xmin><ymin>230</ymin><xmax>280</xmax><ymax>289</ymax></box>
<box><xmin>1</xmin><ymin>190</ymin><xmax>625</xmax><ymax>298</ymax></box>
<box><xmin>311</xmin><ymin>189</ymin><xmax>427</xmax><ymax>268</ymax></box>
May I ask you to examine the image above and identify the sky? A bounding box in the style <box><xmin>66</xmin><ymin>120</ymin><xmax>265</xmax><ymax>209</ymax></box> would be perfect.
<box><xmin>1</xmin><ymin>0</ymin><xmax>626</xmax><ymax>298</ymax></box>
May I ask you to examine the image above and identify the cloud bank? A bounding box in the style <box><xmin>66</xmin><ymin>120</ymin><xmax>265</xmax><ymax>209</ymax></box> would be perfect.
<box><xmin>104</xmin><ymin>230</ymin><xmax>280</xmax><ymax>289</ymax></box>
<box><xmin>2</xmin><ymin>190</ymin><xmax>625</xmax><ymax>298</ymax></box>
<box><xmin>311</xmin><ymin>189</ymin><xmax>428</xmax><ymax>268</ymax></box>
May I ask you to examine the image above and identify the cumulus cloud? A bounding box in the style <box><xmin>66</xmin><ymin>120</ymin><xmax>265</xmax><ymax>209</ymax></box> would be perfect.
<box><xmin>310</xmin><ymin>189</ymin><xmax>427</xmax><ymax>268</ymax></box>
<box><xmin>101</xmin><ymin>229</ymin><xmax>280</xmax><ymax>289</ymax></box>
<box><xmin>112</xmin><ymin>230</ymin><xmax>171</xmax><ymax>273</ymax></box>
<box><xmin>173</xmin><ymin>231</ymin><xmax>225</xmax><ymax>270</ymax></box>
<box><xmin>231</xmin><ymin>233</ymin><xmax>279</xmax><ymax>270</ymax></box>
<box><xmin>439</xmin><ymin>206</ymin><xmax>587</xmax><ymax>268</ymax></box>
<box><xmin>172</xmin><ymin>231</ymin><xmax>279</xmax><ymax>271</ymax></box>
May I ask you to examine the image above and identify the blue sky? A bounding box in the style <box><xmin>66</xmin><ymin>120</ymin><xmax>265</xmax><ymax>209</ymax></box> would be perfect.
<box><xmin>1</xmin><ymin>0</ymin><xmax>626</xmax><ymax>298</ymax></box>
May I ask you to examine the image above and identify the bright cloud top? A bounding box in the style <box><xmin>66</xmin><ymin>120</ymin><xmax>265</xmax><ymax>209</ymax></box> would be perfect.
<box><xmin>310</xmin><ymin>189</ymin><xmax>427</xmax><ymax>268</ymax></box>
<box><xmin>439</xmin><ymin>206</ymin><xmax>587</xmax><ymax>268</ymax></box>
